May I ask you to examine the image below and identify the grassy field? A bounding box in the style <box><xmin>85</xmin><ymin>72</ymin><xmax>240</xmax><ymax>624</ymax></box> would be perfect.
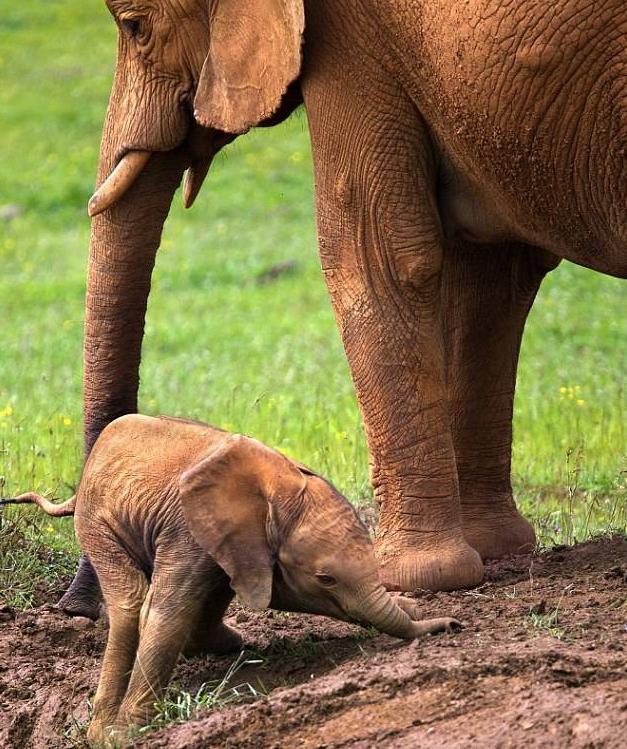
<box><xmin>0</xmin><ymin>1</ymin><xmax>625</xmax><ymax>607</ymax></box>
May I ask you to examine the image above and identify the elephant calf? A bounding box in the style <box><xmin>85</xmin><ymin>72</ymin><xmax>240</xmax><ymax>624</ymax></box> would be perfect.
<box><xmin>4</xmin><ymin>414</ymin><xmax>460</xmax><ymax>744</ymax></box>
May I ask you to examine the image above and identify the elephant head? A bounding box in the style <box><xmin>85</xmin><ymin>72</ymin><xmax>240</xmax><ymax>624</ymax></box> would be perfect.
<box><xmin>84</xmin><ymin>0</ymin><xmax>304</xmax><ymax>452</ymax></box>
<box><xmin>180</xmin><ymin>434</ymin><xmax>459</xmax><ymax>638</ymax></box>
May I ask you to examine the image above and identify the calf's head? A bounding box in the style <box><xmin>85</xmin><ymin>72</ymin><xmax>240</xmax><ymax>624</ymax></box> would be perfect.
<box><xmin>179</xmin><ymin>435</ymin><xmax>439</xmax><ymax>638</ymax></box>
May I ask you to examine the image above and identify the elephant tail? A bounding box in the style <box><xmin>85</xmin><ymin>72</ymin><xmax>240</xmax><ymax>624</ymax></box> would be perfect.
<box><xmin>0</xmin><ymin>492</ymin><xmax>76</xmax><ymax>517</ymax></box>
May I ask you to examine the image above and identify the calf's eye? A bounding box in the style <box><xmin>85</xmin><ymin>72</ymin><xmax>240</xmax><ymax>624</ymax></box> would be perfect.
<box><xmin>315</xmin><ymin>574</ymin><xmax>337</xmax><ymax>587</ymax></box>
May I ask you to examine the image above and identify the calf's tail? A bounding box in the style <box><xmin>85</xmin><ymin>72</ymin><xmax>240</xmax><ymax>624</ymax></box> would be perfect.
<box><xmin>0</xmin><ymin>492</ymin><xmax>76</xmax><ymax>517</ymax></box>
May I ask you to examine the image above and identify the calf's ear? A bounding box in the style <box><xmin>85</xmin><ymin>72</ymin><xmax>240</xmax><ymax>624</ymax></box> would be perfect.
<box><xmin>194</xmin><ymin>0</ymin><xmax>305</xmax><ymax>134</ymax></box>
<box><xmin>179</xmin><ymin>434</ymin><xmax>304</xmax><ymax>609</ymax></box>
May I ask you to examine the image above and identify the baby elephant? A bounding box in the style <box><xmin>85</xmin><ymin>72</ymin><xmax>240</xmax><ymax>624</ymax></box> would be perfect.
<box><xmin>5</xmin><ymin>415</ymin><xmax>460</xmax><ymax>744</ymax></box>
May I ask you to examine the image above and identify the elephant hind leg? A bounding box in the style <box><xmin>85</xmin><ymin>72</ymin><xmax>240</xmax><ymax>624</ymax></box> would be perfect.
<box><xmin>184</xmin><ymin>621</ymin><xmax>242</xmax><ymax>658</ymax></box>
<box><xmin>442</xmin><ymin>241</ymin><xmax>560</xmax><ymax>560</ymax></box>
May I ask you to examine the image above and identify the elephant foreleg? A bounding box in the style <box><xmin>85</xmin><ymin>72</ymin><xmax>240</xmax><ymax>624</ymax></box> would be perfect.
<box><xmin>114</xmin><ymin>559</ymin><xmax>209</xmax><ymax>733</ymax></box>
<box><xmin>85</xmin><ymin>542</ymin><xmax>149</xmax><ymax>745</ymax></box>
<box><xmin>441</xmin><ymin>242</ymin><xmax>560</xmax><ymax>559</ymax></box>
<box><xmin>182</xmin><ymin>582</ymin><xmax>240</xmax><ymax>657</ymax></box>
<box><xmin>304</xmin><ymin>69</ymin><xmax>483</xmax><ymax>592</ymax></box>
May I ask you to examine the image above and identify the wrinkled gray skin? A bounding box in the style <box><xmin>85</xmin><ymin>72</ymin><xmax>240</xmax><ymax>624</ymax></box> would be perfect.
<box><xmin>60</xmin><ymin>0</ymin><xmax>625</xmax><ymax>618</ymax></box>
<box><xmin>55</xmin><ymin>415</ymin><xmax>458</xmax><ymax>743</ymax></box>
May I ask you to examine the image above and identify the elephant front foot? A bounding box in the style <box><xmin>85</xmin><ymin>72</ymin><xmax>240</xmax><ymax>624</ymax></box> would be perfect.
<box><xmin>376</xmin><ymin>532</ymin><xmax>484</xmax><ymax>592</ymax></box>
<box><xmin>183</xmin><ymin>622</ymin><xmax>243</xmax><ymax>658</ymax></box>
<box><xmin>462</xmin><ymin>504</ymin><xmax>536</xmax><ymax>560</ymax></box>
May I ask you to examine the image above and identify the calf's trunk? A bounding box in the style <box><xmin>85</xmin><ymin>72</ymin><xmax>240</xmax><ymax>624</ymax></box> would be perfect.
<box><xmin>352</xmin><ymin>584</ymin><xmax>457</xmax><ymax>639</ymax></box>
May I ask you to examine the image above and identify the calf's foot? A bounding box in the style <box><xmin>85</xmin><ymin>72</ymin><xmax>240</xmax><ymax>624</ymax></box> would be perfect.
<box><xmin>86</xmin><ymin>719</ymin><xmax>129</xmax><ymax>749</ymax></box>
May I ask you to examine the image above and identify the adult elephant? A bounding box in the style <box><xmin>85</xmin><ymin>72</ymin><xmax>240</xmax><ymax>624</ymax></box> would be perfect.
<box><xmin>59</xmin><ymin>0</ymin><xmax>626</xmax><ymax>618</ymax></box>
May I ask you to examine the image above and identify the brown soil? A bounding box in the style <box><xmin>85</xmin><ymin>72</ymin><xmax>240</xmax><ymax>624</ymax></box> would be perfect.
<box><xmin>1</xmin><ymin>535</ymin><xmax>626</xmax><ymax>749</ymax></box>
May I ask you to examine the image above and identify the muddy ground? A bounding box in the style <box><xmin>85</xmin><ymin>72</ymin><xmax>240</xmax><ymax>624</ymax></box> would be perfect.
<box><xmin>1</xmin><ymin>535</ymin><xmax>626</xmax><ymax>749</ymax></box>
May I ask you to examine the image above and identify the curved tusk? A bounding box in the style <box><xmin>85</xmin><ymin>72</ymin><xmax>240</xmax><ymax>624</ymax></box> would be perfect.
<box><xmin>183</xmin><ymin>157</ymin><xmax>213</xmax><ymax>209</ymax></box>
<box><xmin>88</xmin><ymin>150</ymin><xmax>152</xmax><ymax>217</ymax></box>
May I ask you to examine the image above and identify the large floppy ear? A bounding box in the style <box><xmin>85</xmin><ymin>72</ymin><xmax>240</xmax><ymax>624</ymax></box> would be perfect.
<box><xmin>194</xmin><ymin>0</ymin><xmax>305</xmax><ymax>134</ymax></box>
<box><xmin>179</xmin><ymin>434</ymin><xmax>304</xmax><ymax>609</ymax></box>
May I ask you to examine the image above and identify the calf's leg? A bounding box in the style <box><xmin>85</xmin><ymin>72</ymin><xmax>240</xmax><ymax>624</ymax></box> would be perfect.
<box><xmin>86</xmin><ymin>549</ymin><xmax>148</xmax><ymax>745</ymax></box>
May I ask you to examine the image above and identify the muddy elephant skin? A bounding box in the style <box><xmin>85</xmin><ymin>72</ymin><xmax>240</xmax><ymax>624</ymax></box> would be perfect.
<box><xmin>62</xmin><ymin>0</ymin><xmax>625</xmax><ymax>614</ymax></box>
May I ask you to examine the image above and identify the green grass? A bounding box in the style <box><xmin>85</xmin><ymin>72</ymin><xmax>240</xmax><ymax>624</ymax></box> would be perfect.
<box><xmin>143</xmin><ymin>653</ymin><xmax>266</xmax><ymax>733</ymax></box>
<box><xmin>0</xmin><ymin>1</ymin><xmax>625</xmax><ymax>606</ymax></box>
<box><xmin>63</xmin><ymin>651</ymin><xmax>267</xmax><ymax>746</ymax></box>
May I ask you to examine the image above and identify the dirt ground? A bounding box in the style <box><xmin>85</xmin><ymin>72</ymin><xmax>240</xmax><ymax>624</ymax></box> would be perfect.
<box><xmin>1</xmin><ymin>535</ymin><xmax>626</xmax><ymax>749</ymax></box>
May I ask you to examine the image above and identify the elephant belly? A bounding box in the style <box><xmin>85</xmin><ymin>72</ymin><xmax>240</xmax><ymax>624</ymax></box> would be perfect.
<box><xmin>410</xmin><ymin>0</ymin><xmax>625</xmax><ymax>271</ymax></box>
<box><xmin>436</xmin><ymin>157</ymin><xmax>516</xmax><ymax>245</ymax></box>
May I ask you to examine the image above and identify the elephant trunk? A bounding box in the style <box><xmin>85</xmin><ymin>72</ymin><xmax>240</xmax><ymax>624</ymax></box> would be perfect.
<box><xmin>349</xmin><ymin>584</ymin><xmax>421</xmax><ymax>639</ymax></box>
<box><xmin>348</xmin><ymin>583</ymin><xmax>458</xmax><ymax>639</ymax></box>
<box><xmin>84</xmin><ymin>132</ymin><xmax>185</xmax><ymax>454</ymax></box>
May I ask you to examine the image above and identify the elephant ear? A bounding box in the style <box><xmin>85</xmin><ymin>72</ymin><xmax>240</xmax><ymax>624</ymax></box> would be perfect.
<box><xmin>179</xmin><ymin>434</ymin><xmax>304</xmax><ymax>609</ymax></box>
<box><xmin>194</xmin><ymin>0</ymin><xmax>305</xmax><ymax>134</ymax></box>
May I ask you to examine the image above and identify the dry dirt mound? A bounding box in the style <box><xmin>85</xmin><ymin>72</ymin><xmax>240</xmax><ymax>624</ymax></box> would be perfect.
<box><xmin>1</xmin><ymin>536</ymin><xmax>626</xmax><ymax>749</ymax></box>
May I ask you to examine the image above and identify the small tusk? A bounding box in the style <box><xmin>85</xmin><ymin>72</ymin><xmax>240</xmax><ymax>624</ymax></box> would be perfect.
<box><xmin>88</xmin><ymin>150</ymin><xmax>152</xmax><ymax>217</ymax></box>
<box><xmin>183</xmin><ymin>157</ymin><xmax>213</xmax><ymax>209</ymax></box>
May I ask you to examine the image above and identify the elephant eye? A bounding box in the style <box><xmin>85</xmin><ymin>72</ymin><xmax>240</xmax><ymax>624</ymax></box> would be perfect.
<box><xmin>120</xmin><ymin>17</ymin><xmax>141</xmax><ymax>39</ymax></box>
<box><xmin>315</xmin><ymin>574</ymin><xmax>337</xmax><ymax>587</ymax></box>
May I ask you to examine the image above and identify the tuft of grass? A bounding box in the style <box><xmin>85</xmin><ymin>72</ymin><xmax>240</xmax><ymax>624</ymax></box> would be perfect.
<box><xmin>0</xmin><ymin>510</ymin><xmax>77</xmax><ymax>608</ymax></box>
<box><xmin>518</xmin><ymin>470</ymin><xmax>626</xmax><ymax>549</ymax></box>
<box><xmin>526</xmin><ymin>586</ymin><xmax>572</xmax><ymax>640</ymax></box>
<box><xmin>527</xmin><ymin>608</ymin><xmax>564</xmax><ymax>640</ymax></box>
<box><xmin>63</xmin><ymin>701</ymin><xmax>92</xmax><ymax>749</ymax></box>
<box><xmin>62</xmin><ymin>652</ymin><xmax>267</xmax><ymax>746</ymax></box>
<box><xmin>135</xmin><ymin>652</ymin><xmax>266</xmax><ymax>740</ymax></box>
<box><xmin>529</xmin><ymin>609</ymin><xmax>565</xmax><ymax>640</ymax></box>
